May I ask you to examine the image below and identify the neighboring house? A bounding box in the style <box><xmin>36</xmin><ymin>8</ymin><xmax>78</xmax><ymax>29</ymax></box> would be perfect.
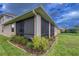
<box><xmin>60</xmin><ymin>28</ymin><xmax>66</xmax><ymax>33</ymax></box>
<box><xmin>1</xmin><ymin>6</ymin><xmax>59</xmax><ymax>39</ymax></box>
<box><xmin>0</xmin><ymin>13</ymin><xmax>16</xmax><ymax>36</ymax></box>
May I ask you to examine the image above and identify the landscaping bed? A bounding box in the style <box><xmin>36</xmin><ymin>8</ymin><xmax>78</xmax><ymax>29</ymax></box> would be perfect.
<box><xmin>10</xmin><ymin>35</ymin><xmax>56</xmax><ymax>55</ymax></box>
<box><xmin>1</xmin><ymin>33</ymin><xmax>79</xmax><ymax>56</ymax></box>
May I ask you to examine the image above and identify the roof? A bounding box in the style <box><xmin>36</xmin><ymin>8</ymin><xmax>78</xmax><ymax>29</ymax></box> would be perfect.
<box><xmin>0</xmin><ymin>13</ymin><xmax>16</xmax><ymax>19</ymax></box>
<box><xmin>2</xmin><ymin>13</ymin><xmax>16</xmax><ymax>17</ymax></box>
<box><xmin>4</xmin><ymin>6</ymin><xmax>58</xmax><ymax>28</ymax></box>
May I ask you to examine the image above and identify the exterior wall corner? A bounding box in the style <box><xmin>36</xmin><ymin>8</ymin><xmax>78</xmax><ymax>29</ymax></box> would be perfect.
<box><xmin>34</xmin><ymin>14</ymin><xmax>41</xmax><ymax>37</ymax></box>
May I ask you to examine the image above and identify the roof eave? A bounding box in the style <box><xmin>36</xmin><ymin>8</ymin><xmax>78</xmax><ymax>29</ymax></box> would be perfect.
<box><xmin>34</xmin><ymin>6</ymin><xmax>58</xmax><ymax>28</ymax></box>
<box><xmin>4</xmin><ymin>11</ymin><xmax>34</xmax><ymax>26</ymax></box>
<box><xmin>4</xmin><ymin>6</ymin><xmax>58</xmax><ymax>29</ymax></box>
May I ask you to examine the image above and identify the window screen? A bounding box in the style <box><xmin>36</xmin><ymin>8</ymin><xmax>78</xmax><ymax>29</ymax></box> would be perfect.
<box><xmin>41</xmin><ymin>18</ymin><xmax>49</xmax><ymax>37</ymax></box>
<box><xmin>51</xmin><ymin>24</ymin><xmax>54</xmax><ymax>36</ymax></box>
<box><xmin>24</xmin><ymin>17</ymin><xmax>34</xmax><ymax>35</ymax></box>
<box><xmin>16</xmin><ymin>21</ymin><xmax>24</xmax><ymax>35</ymax></box>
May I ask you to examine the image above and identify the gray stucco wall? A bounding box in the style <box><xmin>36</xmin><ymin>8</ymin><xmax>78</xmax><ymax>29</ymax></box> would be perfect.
<box><xmin>34</xmin><ymin>14</ymin><xmax>41</xmax><ymax>37</ymax></box>
<box><xmin>54</xmin><ymin>27</ymin><xmax>58</xmax><ymax>37</ymax></box>
<box><xmin>0</xmin><ymin>23</ymin><xmax>16</xmax><ymax>37</ymax></box>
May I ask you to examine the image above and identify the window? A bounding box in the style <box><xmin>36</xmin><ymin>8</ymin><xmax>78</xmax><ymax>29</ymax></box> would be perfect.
<box><xmin>2</xmin><ymin>26</ymin><xmax>4</xmax><ymax>32</ymax></box>
<box><xmin>2</xmin><ymin>29</ymin><xmax>3</xmax><ymax>32</ymax></box>
<box><xmin>11</xmin><ymin>27</ymin><xmax>14</xmax><ymax>32</ymax></box>
<box><xmin>11</xmin><ymin>24</ymin><xmax>14</xmax><ymax>32</ymax></box>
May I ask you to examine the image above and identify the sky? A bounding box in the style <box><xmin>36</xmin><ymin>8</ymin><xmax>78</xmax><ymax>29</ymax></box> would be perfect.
<box><xmin>0</xmin><ymin>3</ymin><xmax>79</xmax><ymax>29</ymax></box>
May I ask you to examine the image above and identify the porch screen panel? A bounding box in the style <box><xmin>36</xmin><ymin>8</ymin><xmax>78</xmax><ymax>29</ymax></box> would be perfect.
<box><xmin>24</xmin><ymin>17</ymin><xmax>34</xmax><ymax>39</ymax></box>
<box><xmin>16</xmin><ymin>21</ymin><xmax>24</xmax><ymax>36</ymax></box>
<box><xmin>41</xmin><ymin>18</ymin><xmax>49</xmax><ymax>37</ymax></box>
<box><xmin>51</xmin><ymin>24</ymin><xmax>54</xmax><ymax>36</ymax></box>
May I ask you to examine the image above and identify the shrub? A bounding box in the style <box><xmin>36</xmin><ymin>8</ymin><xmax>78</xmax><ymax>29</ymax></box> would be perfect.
<box><xmin>20</xmin><ymin>36</ymin><xmax>27</xmax><ymax>45</ymax></box>
<box><xmin>32</xmin><ymin>36</ymin><xmax>41</xmax><ymax>49</ymax></box>
<box><xmin>26</xmin><ymin>42</ymin><xmax>33</xmax><ymax>48</ymax></box>
<box><xmin>10</xmin><ymin>35</ymin><xmax>27</xmax><ymax>45</ymax></box>
<box><xmin>32</xmin><ymin>36</ymin><xmax>49</xmax><ymax>50</ymax></box>
<box><xmin>10</xmin><ymin>35</ymin><xmax>18</xmax><ymax>43</ymax></box>
<box><xmin>40</xmin><ymin>37</ymin><xmax>49</xmax><ymax>50</ymax></box>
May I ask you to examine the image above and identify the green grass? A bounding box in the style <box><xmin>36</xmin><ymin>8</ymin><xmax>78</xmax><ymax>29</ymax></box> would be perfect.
<box><xmin>0</xmin><ymin>35</ymin><xmax>31</xmax><ymax>56</ymax></box>
<box><xmin>0</xmin><ymin>33</ymin><xmax>79</xmax><ymax>56</ymax></box>
<box><xmin>46</xmin><ymin>33</ymin><xmax>79</xmax><ymax>56</ymax></box>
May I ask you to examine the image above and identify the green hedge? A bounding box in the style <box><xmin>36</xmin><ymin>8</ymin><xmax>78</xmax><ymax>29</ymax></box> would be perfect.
<box><xmin>32</xmin><ymin>36</ymin><xmax>49</xmax><ymax>50</ymax></box>
<box><xmin>10</xmin><ymin>35</ymin><xmax>49</xmax><ymax>51</ymax></box>
<box><xmin>10</xmin><ymin>35</ymin><xmax>27</xmax><ymax>45</ymax></box>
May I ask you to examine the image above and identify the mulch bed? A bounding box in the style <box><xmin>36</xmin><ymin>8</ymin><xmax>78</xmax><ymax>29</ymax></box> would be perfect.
<box><xmin>10</xmin><ymin>37</ymin><xmax>56</xmax><ymax>56</ymax></box>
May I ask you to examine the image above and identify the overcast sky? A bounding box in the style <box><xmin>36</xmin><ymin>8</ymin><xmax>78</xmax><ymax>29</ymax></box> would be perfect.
<box><xmin>0</xmin><ymin>3</ymin><xmax>79</xmax><ymax>29</ymax></box>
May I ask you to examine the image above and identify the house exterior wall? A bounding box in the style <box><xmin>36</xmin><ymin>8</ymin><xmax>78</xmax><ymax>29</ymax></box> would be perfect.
<box><xmin>54</xmin><ymin>27</ymin><xmax>58</xmax><ymax>37</ymax></box>
<box><xmin>0</xmin><ymin>13</ymin><xmax>58</xmax><ymax>39</ymax></box>
<box><xmin>0</xmin><ymin>16</ymin><xmax>4</xmax><ymax>25</ymax></box>
<box><xmin>0</xmin><ymin>15</ymin><xmax>14</xmax><ymax>25</ymax></box>
<box><xmin>0</xmin><ymin>14</ymin><xmax>16</xmax><ymax>37</ymax></box>
<box><xmin>0</xmin><ymin>24</ymin><xmax>3</xmax><ymax>34</ymax></box>
<box><xmin>3</xmin><ymin>15</ymin><xmax>14</xmax><ymax>24</ymax></box>
<box><xmin>49</xmin><ymin>22</ymin><xmax>51</xmax><ymax>38</ymax></box>
<box><xmin>1</xmin><ymin>23</ymin><xmax>16</xmax><ymax>37</ymax></box>
<box><xmin>0</xmin><ymin>7</ymin><xmax>59</xmax><ymax>39</ymax></box>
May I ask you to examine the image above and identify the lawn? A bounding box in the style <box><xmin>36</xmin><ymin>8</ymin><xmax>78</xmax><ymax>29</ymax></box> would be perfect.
<box><xmin>46</xmin><ymin>33</ymin><xmax>79</xmax><ymax>56</ymax></box>
<box><xmin>0</xmin><ymin>35</ymin><xmax>31</xmax><ymax>56</ymax></box>
<box><xmin>0</xmin><ymin>33</ymin><xmax>79</xmax><ymax>56</ymax></box>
